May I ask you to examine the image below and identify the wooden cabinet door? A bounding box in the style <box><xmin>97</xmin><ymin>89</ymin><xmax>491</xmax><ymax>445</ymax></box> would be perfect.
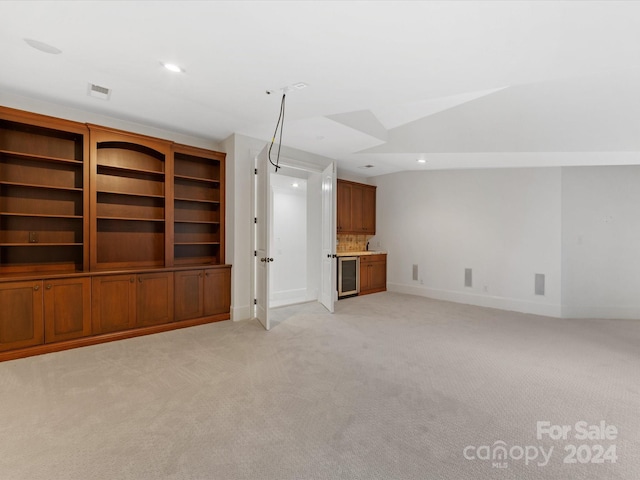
<box><xmin>359</xmin><ymin>255</ymin><xmax>386</xmax><ymax>295</ymax></box>
<box><xmin>359</xmin><ymin>259</ymin><xmax>371</xmax><ymax>294</ymax></box>
<box><xmin>174</xmin><ymin>270</ymin><xmax>204</xmax><ymax>321</ymax></box>
<box><xmin>0</xmin><ymin>280</ymin><xmax>44</xmax><ymax>352</ymax></box>
<box><xmin>351</xmin><ymin>184</ymin><xmax>364</xmax><ymax>232</ymax></box>
<box><xmin>44</xmin><ymin>277</ymin><xmax>91</xmax><ymax>343</ymax></box>
<box><xmin>370</xmin><ymin>260</ymin><xmax>387</xmax><ymax>291</ymax></box>
<box><xmin>204</xmin><ymin>267</ymin><xmax>231</xmax><ymax>316</ymax></box>
<box><xmin>362</xmin><ymin>186</ymin><xmax>376</xmax><ymax>234</ymax></box>
<box><xmin>337</xmin><ymin>180</ymin><xmax>376</xmax><ymax>234</ymax></box>
<box><xmin>92</xmin><ymin>274</ymin><xmax>136</xmax><ymax>334</ymax></box>
<box><xmin>337</xmin><ymin>181</ymin><xmax>352</xmax><ymax>233</ymax></box>
<box><xmin>137</xmin><ymin>272</ymin><xmax>174</xmax><ymax>327</ymax></box>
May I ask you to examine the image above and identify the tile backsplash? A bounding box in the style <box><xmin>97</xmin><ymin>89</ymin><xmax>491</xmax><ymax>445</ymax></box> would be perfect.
<box><xmin>336</xmin><ymin>234</ymin><xmax>373</xmax><ymax>252</ymax></box>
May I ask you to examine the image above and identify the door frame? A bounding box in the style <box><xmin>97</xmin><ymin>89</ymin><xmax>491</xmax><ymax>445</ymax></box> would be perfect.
<box><xmin>251</xmin><ymin>150</ymin><xmax>335</xmax><ymax>324</ymax></box>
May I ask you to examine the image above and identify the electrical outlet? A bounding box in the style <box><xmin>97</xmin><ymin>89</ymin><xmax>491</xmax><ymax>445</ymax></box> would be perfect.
<box><xmin>483</xmin><ymin>285</ymin><xmax>488</xmax><ymax>293</ymax></box>
<box><xmin>29</xmin><ymin>232</ymin><xmax>39</xmax><ymax>243</ymax></box>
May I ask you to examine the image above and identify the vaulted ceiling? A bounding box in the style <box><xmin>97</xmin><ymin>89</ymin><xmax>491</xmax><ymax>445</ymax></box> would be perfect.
<box><xmin>1</xmin><ymin>1</ymin><xmax>639</xmax><ymax>176</ymax></box>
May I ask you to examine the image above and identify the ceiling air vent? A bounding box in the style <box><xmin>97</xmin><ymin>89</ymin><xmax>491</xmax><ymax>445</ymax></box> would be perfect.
<box><xmin>88</xmin><ymin>83</ymin><xmax>111</xmax><ymax>100</ymax></box>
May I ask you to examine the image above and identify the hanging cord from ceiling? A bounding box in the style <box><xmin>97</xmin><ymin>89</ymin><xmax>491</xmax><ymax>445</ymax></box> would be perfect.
<box><xmin>268</xmin><ymin>93</ymin><xmax>286</xmax><ymax>172</ymax></box>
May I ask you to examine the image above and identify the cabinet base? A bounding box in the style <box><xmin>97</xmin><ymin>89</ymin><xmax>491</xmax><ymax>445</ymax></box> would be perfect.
<box><xmin>359</xmin><ymin>287</ymin><xmax>387</xmax><ymax>296</ymax></box>
<box><xmin>0</xmin><ymin>313</ymin><xmax>229</xmax><ymax>363</ymax></box>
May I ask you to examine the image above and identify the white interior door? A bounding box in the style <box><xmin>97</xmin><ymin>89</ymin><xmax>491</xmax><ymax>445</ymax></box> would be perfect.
<box><xmin>320</xmin><ymin>162</ymin><xmax>337</xmax><ymax>312</ymax></box>
<box><xmin>255</xmin><ymin>146</ymin><xmax>271</xmax><ymax>330</ymax></box>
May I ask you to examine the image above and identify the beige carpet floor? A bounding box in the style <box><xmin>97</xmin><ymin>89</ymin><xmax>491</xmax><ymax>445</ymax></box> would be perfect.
<box><xmin>0</xmin><ymin>292</ymin><xmax>639</xmax><ymax>479</ymax></box>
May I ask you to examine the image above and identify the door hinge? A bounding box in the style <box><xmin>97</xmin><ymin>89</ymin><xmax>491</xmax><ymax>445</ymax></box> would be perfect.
<box><xmin>254</xmin><ymin>168</ymin><xmax>258</xmax><ymax>175</ymax></box>
<box><xmin>254</xmin><ymin>250</ymin><xmax>257</xmax><ymax>256</ymax></box>
<box><xmin>254</xmin><ymin>217</ymin><xmax>257</xmax><ymax>224</ymax></box>
<box><xmin>254</xmin><ymin>298</ymin><xmax>257</xmax><ymax>305</ymax></box>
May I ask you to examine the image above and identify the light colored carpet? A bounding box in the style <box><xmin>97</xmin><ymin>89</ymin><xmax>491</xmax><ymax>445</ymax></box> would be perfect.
<box><xmin>0</xmin><ymin>292</ymin><xmax>638</xmax><ymax>479</ymax></box>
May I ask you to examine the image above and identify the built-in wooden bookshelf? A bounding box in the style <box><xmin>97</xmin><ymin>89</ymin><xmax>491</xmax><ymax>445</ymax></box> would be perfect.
<box><xmin>0</xmin><ymin>107</ymin><xmax>230</xmax><ymax>361</ymax></box>
<box><xmin>0</xmin><ymin>111</ymin><xmax>89</xmax><ymax>275</ymax></box>
<box><xmin>172</xmin><ymin>144</ymin><xmax>224</xmax><ymax>266</ymax></box>
<box><xmin>89</xmin><ymin>126</ymin><xmax>173</xmax><ymax>270</ymax></box>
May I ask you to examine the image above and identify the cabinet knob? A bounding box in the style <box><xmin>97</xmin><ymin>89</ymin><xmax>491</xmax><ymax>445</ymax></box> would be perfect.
<box><xmin>33</xmin><ymin>285</ymin><xmax>40</xmax><ymax>291</ymax></box>
<box><xmin>46</xmin><ymin>284</ymin><xmax>52</xmax><ymax>290</ymax></box>
<box><xmin>130</xmin><ymin>278</ymin><xmax>135</xmax><ymax>283</ymax></box>
<box><xmin>138</xmin><ymin>277</ymin><xmax>143</xmax><ymax>283</ymax></box>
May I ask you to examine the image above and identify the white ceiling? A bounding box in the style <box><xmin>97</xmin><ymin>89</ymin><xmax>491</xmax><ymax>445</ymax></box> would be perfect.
<box><xmin>1</xmin><ymin>1</ymin><xmax>640</xmax><ymax>176</ymax></box>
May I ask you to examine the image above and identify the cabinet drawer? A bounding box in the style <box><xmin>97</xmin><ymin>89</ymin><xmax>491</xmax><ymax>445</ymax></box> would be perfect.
<box><xmin>360</xmin><ymin>254</ymin><xmax>386</xmax><ymax>264</ymax></box>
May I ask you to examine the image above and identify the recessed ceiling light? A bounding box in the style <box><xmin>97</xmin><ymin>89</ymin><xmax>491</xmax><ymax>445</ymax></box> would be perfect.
<box><xmin>358</xmin><ymin>165</ymin><xmax>375</xmax><ymax>169</ymax></box>
<box><xmin>24</xmin><ymin>38</ymin><xmax>61</xmax><ymax>55</ymax></box>
<box><xmin>162</xmin><ymin>62</ymin><xmax>184</xmax><ymax>73</ymax></box>
<box><xmin>291</xmin><ymin>183</ymin><xmax>299</xmax><ymax>188</ymax></box>
<box><xmin>417</xmin><ymin>159</ymin><xmax>427</xmax><ymax>164</ymax></box>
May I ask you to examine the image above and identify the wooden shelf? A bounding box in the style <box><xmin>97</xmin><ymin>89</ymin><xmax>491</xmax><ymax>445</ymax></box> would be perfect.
<box><xmin>97</xmin><ymin>189</ymin><xmax>165</xmax><ymax>200</ymax></box>
<box><xmin>0</xmin><ymin>212</ymin><xmax>83</xmax><ymax>219</ymax></box>
<box><xmin>174</xmin><ymin>220</ymin><xmax>220</xmax><ymax>225</ymax></box>
<box><xmin>174</xmin><ymin>197</ymin><xmax>220</xmax><ymax>205</ymax></box>
<box><xmin>97</xmin><ymin>216</ymin><xmax>165</xmax><ymax>222</ymax></box>
<box><xmin>97</xmin><ymin>163</ymin><xmax>165</xmax><ymax>177</ymax></box>
<box><xmin>0</xmin><ymin>180</ymin><xmax>83</xmax><ymax>192</ymax></box>
<box><xmin>174</xmin><ymin>242</ymin><xmax>221</xmax><ymax>246</ymax></box>
<box><xmin>174</xmin><ymin>174</ymin><xmax>220</xmax><ymax>185</ymax></box>
<box><xmin>0</xmin><ymin>149</ymin><xmax>83</xmax><ymax>166</ymax></box>
<box><xmin>0</xmin><ymin>243</ymin><xmax>83</xmax><ymax>247</ymax></box>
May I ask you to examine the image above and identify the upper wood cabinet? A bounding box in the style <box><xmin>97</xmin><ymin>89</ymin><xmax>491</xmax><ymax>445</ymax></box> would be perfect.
<box><xmin>0</xmin><ymin>108</ymin><xmax>89</xmax><ymax>275</ymax></box>
<box><xmin>337</xmin><ymin>180</ymin><xmax>376</xmax><ymax>235</ymax></box>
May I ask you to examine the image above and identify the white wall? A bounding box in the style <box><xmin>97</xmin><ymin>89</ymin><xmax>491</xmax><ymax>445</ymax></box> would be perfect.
<box><xmin>270</xmin><ymin>177</ymin><xmax>307</xmax><ymax>305</ymax></box>
<box><xmin>0</xmin><ymin>92</ymin><xmax>218</xmax><ymax>150</ymax></box>
<box><xmin>374</xmin><ymin>168</ymin><xmax>563</xmax><ymax>317</ymax></box>
<box><xmin>562</xmin><ymin>166</ymin><xmax>640</xmax><ymax>318</ymax></box>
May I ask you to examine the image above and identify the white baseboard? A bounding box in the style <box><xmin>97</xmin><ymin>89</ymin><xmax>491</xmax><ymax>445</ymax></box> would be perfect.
<box><xmin>561</xmin><ymin>305</ymin><xmax>640</xmax><ymax>320</ymax></box>
<box><xmin>231</xmin><ymin>304</ymin><xmax>252</xmax><ymax>322</ymax></box>
<box><xmin>388</xmin><ymin>282</ymin><xmax>562</xmax><ymax>318</ymax></box>
<box><xmin>270</xmin><ymin>288</ymin><xmax>308</xmax><ymax>303</ymax></box>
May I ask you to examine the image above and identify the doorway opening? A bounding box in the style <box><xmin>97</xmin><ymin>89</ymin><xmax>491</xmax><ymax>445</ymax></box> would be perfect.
<box><xmin>269</xmin><ymin>171</ymin><xmax>321</xmax><ymax>308</ymax></box>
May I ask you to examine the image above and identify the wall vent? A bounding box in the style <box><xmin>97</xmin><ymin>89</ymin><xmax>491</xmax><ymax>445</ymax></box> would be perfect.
<box><xmin>88</xmin><ymin>83</ymin><xmax>111</xmax><ymax>100</ymax></box>
<box><xmin>464</xmin><ymin>268</ymin><xmax>473</xmax><ymax>288</ymax></box>
<box><xmin>535</xmin><ymin>273</ymin><xmax>545</xmax><ymax>296</ymax></box>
